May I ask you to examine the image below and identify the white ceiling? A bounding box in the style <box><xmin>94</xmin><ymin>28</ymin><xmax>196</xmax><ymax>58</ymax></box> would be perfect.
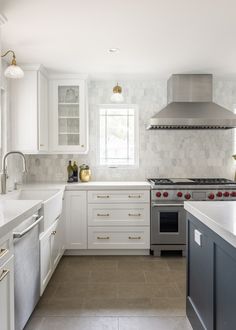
<box><xmin>1</xmin><ymin>0</ymin><xmax>236</xmax><ymax>78</ymax></box>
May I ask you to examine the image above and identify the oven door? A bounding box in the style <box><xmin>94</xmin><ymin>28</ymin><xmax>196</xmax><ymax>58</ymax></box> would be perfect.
<box><xmin>151</xmin><ymin>202</ymin><xmax>186</xmax><ymax>245</ymax></box>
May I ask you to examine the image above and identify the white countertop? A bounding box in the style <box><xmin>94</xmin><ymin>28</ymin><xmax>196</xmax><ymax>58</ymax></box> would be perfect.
<box><xmin>0</xmin><ymin>200</ymin><xmax>42</xmax><ymax>239</ymax></box>
<box><xmin>65</xmin><ymin>181</ymin><xmax>151</xmax><ymax>190</ymax></box>
<box><xmin>0</xmin><ymin>181</ymin><xmax>150</xmax><ymax>239</ymax></box>
<box><xmin>184</xmin><ymin>201</ymin><xmax>236</xmax><ymax>248</ymax></box>
<box><xmin>17</xmin><ymin>181</ymin><xmax>150</xmax><ymax>191</ymax></box>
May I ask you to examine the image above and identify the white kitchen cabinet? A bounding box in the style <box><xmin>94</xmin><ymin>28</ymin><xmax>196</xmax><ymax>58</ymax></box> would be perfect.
<box><xmin>88</xmin><ymin>203</ymin><xmax>150</xmax><ymax>226</ymax></box>
<box><xmin>88</xmin><ymin>190</ymin><xmax>150</xmax><ymax>203</ymax></box>
<box><xmin>88</xmin><ymin>189</ymin><xmax>150</xmax><ymax>251</ymax></box>
<box><xmin>40</xmin><ymin>217</ymin><xmax>64</xmax><ymax>294</ymax></box>
<box><xmin>50</xmin><ymin>78</ymin><xmax>88</xmax><ymax>153</ymax></box>
<box><xmin>10</xmin><ymin>65</ymin><xmax>49</xmax><ymax>153</ymax></box>
<box><xmin>88</xmin><ymin>227</ymin><xmax>150</xmax><ymax>249</ymax></box>
<box><xmin>0</xmin><ymin>256</ymin><xmax>14</xmax><ymax>330</ymax></box>
<box><xmin>65</xmin><ymin>191</ymin><xmax>87</xmax><ymax>249</ymax></box>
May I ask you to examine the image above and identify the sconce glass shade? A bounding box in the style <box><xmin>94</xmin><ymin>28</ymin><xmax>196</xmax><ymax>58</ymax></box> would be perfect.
<box><xmin>111</xmin><ymin>83</ymin><xmax>124</xmax><ymax>103</ymax></box>
<box><xmin>4</xmin><ymin>64</ymin><xmax>24</xmax><ymax>79</ymax></box>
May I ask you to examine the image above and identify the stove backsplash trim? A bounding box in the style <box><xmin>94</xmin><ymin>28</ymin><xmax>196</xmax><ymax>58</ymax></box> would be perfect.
<box><xmin>22</xmin><ymin>78</ymin><xmax>236</xmax><ymax>183</ymax></box>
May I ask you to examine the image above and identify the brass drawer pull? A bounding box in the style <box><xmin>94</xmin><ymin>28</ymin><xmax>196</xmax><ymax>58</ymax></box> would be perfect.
<box><xmin>97</xmin><ymin>236</ymin><xmax>110</xmax><ymax>240</ymax></box>
<box><xmin>128</xmin><ymin>213</ymin><xmax>141</xmax><ymax>217</ymax></box>
<box><xmin>0</xmin><ymin>269</ymin><xmax>9</xmax><ymax>282</ymax></box>
<box><xmin>97</xmin><ymin>195</ymin><xmax>110</xmax><ymax>199</ymax></box>
<box><xmin>128</xmin><ymin>195</ymin><xmax>141</xmax><ymax>198</ymax></box>
<box><xmin>97</xmin><ymin>213</ymin><xmax>110</xmax><ymax>217</ymax></box>
<box><xmin>0</xmin><ymin>248</ymin><xmax>8</xmax><ymax>258</ymax></box>
<box><xmin>51</xmin><ymin>230</ymin><xmax>57</xmax><ymax>236</ymax></box>
<box><xmin>128</xmin><ymin>236</ymin><xmax>141</xmax><ymax>240</ymax></box>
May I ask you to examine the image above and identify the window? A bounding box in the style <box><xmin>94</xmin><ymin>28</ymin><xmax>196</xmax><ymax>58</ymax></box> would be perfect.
<box><xmin>98</xmin><ymin>104</ymin><xmax>139</xmax><ymax>167</ymax></box>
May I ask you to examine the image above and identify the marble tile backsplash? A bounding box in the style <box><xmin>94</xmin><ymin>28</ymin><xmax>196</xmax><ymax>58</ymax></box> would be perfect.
<box><xmin>22</xmin><ymin>78</ymin><xmax>236</xmax><ymax>183</ymax></box>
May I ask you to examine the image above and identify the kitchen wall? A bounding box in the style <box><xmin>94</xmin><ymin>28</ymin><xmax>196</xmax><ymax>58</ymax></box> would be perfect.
<box><xmin>24</xmin><ymin>78</ymin><xmax>236</xmax><ymax>183</ymax></box>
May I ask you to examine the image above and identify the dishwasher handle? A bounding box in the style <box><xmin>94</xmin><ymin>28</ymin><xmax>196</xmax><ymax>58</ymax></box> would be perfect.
<box><xmin>13</xmin><ymin>215</ymin><xmax>44</xmax><ymax>239</ymax></box>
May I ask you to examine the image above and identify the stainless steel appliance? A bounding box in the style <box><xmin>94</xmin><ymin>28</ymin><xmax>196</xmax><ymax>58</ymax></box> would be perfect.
<box><xmin>146</xmin><ymin>74</ymin><xmax>236</xmax><ymax>130</ymax></box>
<box><xmin>148</xmin><ymin>178</ymin><xmax>236</xmax><ymax>256</ymax></box>
<box><xmin>13</xmin><ymin>213</ymin><xmax>43</xmax><ymax>330</ymax></box>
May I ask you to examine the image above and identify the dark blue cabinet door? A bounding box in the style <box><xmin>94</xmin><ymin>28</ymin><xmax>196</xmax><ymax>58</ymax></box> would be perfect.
<box><xmin>215</xmin><ymin>245</ymin><xmax>236</xmax><ymax>330</ymax></box>
<box><xmin>187</xmin><ymin>220</ymin><xmax>214</xmax><ymax>330</ymax></box>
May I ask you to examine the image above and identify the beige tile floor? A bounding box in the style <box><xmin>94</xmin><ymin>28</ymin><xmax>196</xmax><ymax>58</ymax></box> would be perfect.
<box><xmin>25</xmin><ymin>256</ymin><xmax>192</xmax><ymax>330</ymax></box>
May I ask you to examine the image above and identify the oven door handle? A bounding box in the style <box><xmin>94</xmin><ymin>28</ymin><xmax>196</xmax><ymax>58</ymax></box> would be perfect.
<box><xmin>152</xmin><ymin>203</ymin><xmax>184</xmax><ymax>207</ymax></box>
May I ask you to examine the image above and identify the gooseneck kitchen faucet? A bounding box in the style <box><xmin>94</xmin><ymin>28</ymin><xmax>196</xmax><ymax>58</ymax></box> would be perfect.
<box><xmin>1</xmin><ymin>151</ymin><xmax>27</xmax><ymax>194</ymax></box>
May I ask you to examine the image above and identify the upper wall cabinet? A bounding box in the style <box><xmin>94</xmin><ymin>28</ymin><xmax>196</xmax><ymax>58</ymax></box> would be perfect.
<box><xmin>10</xmin><ymin>65</ymin><xmax>49</xmax><ymax>153</ymax></box>
<box><xmin>49</xmin><ymin>78</ymin><xmax>88</xmax><ymax>153</ymax></box>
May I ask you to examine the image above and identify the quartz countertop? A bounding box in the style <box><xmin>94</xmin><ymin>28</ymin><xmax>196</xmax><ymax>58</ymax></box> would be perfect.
<box><xmin>0</xmin><ymin>200</ymin><xmax>42</xmax><ymax>239</ymax></box>
<box><xmin>65</xmin><ymin>181</ymin><xmax>151</xmax><ymax>190</ymax></box>
<box><xmin>0</xmin><ymin>181</ymin><xmax>150</xmax><ymax>239</ymax></box>
<box><xmin>17</xmin><ymin>181</ymin><xmax>150</xmax><ymax>191</ymax></box>
<box><xmin>184</xmin><ymin>201</ymin><xmax>236</xmax><ymax>248</ymax></box>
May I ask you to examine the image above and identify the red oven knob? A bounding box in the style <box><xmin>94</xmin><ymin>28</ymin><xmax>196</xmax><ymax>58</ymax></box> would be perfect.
<box><xmin>216</xmin><ymin>192</ymin><xmax>223</xmax><ymax>197</ymax></box>
<box><xmin>163</xmin><ymin>192</ymin><xmax>169</xmax><ymax>198</ymax></box>
<box><xmin>230</xmin><ymin>191</ymin><xmax>236</xmax><ymax>197</ymax></box>
<box><xmin>185</xmin><ymin>193</ymin><xmax>191</xmax><ymax>200</ymax></box>
<box><xmin>224</xmin><ymin>191</ymin><xmax>230</xmax><ymax>197</ymax></box>
<box><xmin>208</xmin><ymin>193</ymin><xmax>215</xmax><ymax>200</ymax></box>
<box><xmin>156</xmin><ymin>192</ymin><xmax>162</xmax><ymax>198</ymax></box>
<box><xmin>177</xmin><ymin>192</ymin><xmax>183</xmax><ymax>198</ymax></box>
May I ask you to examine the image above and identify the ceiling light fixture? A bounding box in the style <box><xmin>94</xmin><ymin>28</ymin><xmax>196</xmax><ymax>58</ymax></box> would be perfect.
<box><xmin>108</xmin><ymin>48</ymin><xmax>120</xmax><ymax>53</ymax></box>
<box><xmin>111</xmin><ymin>83</ymin><xmax>124</xmax><ymax>103</ymax></box>
<box><xmin>1</xmin><ymin>50</ymin><xmax>24</xmax><ymax>79</ymax></box>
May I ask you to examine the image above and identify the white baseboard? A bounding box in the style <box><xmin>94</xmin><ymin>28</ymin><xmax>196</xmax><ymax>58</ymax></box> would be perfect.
<box><xmin>64</xmin><ymin>249</ymin><xmax>150</xmax><ymax>256</ymax></box>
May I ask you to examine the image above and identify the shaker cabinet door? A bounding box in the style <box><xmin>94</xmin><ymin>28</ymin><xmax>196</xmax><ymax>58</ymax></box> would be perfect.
<box><xmin>187</xmin><ymin>220</ymin><xmax>214</xmax><ymax>330</ymax></box>
<box><xmin>65</xmin><ymin>191</ymin><xmax>87</xmax><ymax>249</ymax></box>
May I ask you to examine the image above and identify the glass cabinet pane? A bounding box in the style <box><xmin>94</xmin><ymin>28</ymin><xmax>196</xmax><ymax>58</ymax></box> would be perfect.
<box><xmin>58</xmin><ymin>86</ymin><xmax>79</xmax><ymax>103</ymax></box>
<box><xmin>57</xmin><ymin>85</ymin><xmax>80</xmax><ymax>147</ymax></box>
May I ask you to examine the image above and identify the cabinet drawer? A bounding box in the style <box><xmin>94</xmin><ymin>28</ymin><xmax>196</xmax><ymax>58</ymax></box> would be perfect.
<box><xmin>88</xmin><ymin>227</ymin><xmax>150</xmax><ymax>249</ymax></box>
<box><xmin>88</xmin><ymin>190</ymin><xmax>150</xmax><ymax>204</ymax></box>
<box><xmin>88</xmin><ymin>204</ymin><xmax>150</xmax><ymax>226</ymax></box>
<box><xmin>0</xmin><ymin>234</ymin><xmax>13</xmax><ymax>268</ymax></box>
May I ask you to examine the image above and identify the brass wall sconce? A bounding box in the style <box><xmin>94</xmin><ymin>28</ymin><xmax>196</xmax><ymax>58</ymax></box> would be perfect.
<box><xmin>1</xmin><ymin>50</ymin><xmax>24</xmax><ymax>79</ymax></box>
<box><xmin>110</xmin><ymin>83</ymin><xmax>124</xmax><ymax>103</ymax></box>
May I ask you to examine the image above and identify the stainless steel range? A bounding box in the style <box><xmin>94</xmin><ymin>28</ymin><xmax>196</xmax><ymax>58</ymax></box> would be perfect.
<box><xmin>148</xmin><ymin>178</ymin><xmax>236</xmax><ymax>256</ymax></box>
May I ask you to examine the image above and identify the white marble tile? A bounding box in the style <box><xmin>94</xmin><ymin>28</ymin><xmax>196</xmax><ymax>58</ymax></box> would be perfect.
<box><xmin>7</xmin><ymin>79</ymin><xmax>236</xmax><ymax>183</ymax></box>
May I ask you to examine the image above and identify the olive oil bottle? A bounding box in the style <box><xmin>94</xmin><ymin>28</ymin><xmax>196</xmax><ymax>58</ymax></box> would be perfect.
<box><xmin>67</xmin><ymin>160</ymin><xmax>74</xmax><ymax>182</ymax></box>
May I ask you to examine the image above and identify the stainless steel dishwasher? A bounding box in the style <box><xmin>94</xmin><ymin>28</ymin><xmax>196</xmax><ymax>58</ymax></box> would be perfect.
<box><xmin>13</xmin><ymin>213</ymin><xmax>43</xmax><ymax>330</ymax></box>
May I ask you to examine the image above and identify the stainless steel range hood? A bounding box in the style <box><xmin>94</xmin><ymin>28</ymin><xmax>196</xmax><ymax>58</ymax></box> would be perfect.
<box><xmin>147</xmin><ymin>74</ymin><xmax>236</xmax><ymax>129</ymax></box>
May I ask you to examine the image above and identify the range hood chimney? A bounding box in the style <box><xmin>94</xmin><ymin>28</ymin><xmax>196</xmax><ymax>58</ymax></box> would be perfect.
<box><xmin>147</xmin><ymin>74</ymin><xmax>236</xmax><ymax>129</ymax></box>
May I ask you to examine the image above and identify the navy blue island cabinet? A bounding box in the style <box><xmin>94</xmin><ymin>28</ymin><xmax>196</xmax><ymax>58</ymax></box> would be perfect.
<box><xmin>186</xmin><ymin>213</ymin><xmax>236</xmax><ymax>330</ymax></box>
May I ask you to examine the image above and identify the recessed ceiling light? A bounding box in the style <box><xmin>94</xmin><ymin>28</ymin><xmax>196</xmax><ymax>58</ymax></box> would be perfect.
<box><xmin>108</xmin><ymin>48</ymin><xmax>120</xmax><ymax>53</ymax></box>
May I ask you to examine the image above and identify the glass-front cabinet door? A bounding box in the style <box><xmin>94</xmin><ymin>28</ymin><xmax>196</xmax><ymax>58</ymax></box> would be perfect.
<box><xmin>51</xmin><ymin>79</ymin><xmax>87</xmax><ymax>153</ymax></box>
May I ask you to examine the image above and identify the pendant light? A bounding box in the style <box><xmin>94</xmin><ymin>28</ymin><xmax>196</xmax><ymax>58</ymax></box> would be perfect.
<box><xmin>111</xmin><ymin>83</ymin><xmax>124</xmax><ymax>103</ymax></box>
<box><xmin>1</xmin><ymin>50</ymin><xmax>24</xmax><ymax>79</ymax></box>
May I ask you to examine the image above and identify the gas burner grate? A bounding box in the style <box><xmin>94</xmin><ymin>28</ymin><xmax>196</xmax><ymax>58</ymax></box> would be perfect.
<box><xmin>191</xmin><ymin>178</ymin><xmax>235</xmax><ymax>184</ymax></box>
<box><xmin>148</xmin><ymin>178</ymin><xmax>173</xmax><ymax>185</ymax></box>
<box><xmin>147</xmin><ymin>177</ymin><xmax>236</xmax><ymax>186</ymax></box>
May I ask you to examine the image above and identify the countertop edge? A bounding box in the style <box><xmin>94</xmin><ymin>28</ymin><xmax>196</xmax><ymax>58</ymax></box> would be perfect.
<box><xmin>21</xmin><ymin>182</ymin><xmax>151</xmax><ymax>191</ymax></box>
<box><xmin>184</xmin><ymin>201</ymin><xmax>236</xmax><ymax>248</ymax></box>
<box><xmin>0</xmin><ymin>201</ymin><xmax>42</xmax><ymax>239</ymax></box>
